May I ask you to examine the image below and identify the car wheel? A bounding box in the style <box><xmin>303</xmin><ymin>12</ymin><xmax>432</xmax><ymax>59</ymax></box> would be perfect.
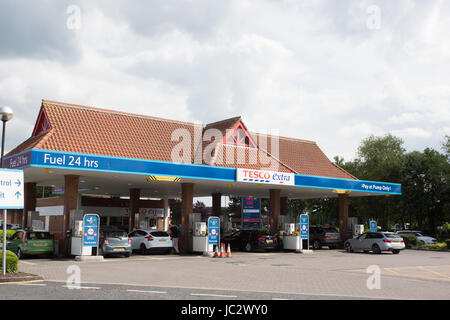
<box><xmin>244</xmin><ymin>242</ymin><xmax>252</xmax><ymax>252</ymax></box>
<box><xmin>140</xmin><ymin>244</ymin><xmax>147</xmax><ymax>255</ymax></box>
<box><xmin>313</xmin><ymin>240</ymin><xmax>321</xmax><ymax>250</ymax></box>
<box><xmin>345</xmin><ymin>242</ymin><xmax>353</xmax><ymax>253</ymax></box>
<box><xmin>17</xmin><ymin>248</ymin><xmax>23</xmax><ymax>259</ymax></box>
<box><xmin>392</xmin><ymin>250</ymin><xmax>400</xmax><ymax>254</ymax></box>
<box><xmin>372</xmin><ymin>244</ymin><xmax>381</xmax><ymax>254</ymax></box>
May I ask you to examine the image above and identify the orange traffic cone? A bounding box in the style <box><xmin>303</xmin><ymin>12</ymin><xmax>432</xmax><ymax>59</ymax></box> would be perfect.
<box><xmin>220</xmin><ymin>243</ymin><xmax>225</xmax><ymax>258</ymax></box>
<box><xmin>226</xmin><ymin>243</ymin><xmax>232</xmax><ymax>258</ymax></box>
<box><xmin>214</xmin><ymin>245</ymin><xmax>219</xmax><ymax>257</ymax></box>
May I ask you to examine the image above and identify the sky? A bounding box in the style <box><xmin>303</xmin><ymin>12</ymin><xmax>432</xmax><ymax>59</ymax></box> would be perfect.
<box><xmin>0</xmin><ymin>0</ymin><xmax>449</xmax><ymax>163</ymax></box>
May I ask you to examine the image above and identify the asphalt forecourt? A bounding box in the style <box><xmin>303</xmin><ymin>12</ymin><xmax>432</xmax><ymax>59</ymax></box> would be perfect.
<box><xmin>8</xmin><ymin>249</ymin><xmax>450</xmax><ymax>300</ymax></box>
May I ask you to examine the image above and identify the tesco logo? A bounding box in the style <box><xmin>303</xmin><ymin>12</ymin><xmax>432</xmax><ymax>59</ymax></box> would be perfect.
<box><xmin>237</xmin><ymin>168</ymin><xmax>294</xmax><ymax>186</ymax></box>
<box><xmin>243</xmin><ymin>170</ymin><xmax>271</xmax><ymax>180</ymax></box>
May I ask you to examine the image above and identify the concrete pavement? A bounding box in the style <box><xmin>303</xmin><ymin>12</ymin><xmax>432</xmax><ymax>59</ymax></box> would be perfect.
<box><xmin>3</xmin><ymin>249</ymin><xmax>449</xmax><ymax>300</ymax></box>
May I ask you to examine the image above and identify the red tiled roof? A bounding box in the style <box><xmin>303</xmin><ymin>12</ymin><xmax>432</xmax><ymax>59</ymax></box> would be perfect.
<box><xmin>7</xmin><ymin>100</ymin><xmax>356</xmax><ymax>180</ymax></box>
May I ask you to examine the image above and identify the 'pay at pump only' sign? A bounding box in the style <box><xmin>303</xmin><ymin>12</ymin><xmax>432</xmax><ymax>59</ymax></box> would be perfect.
<box><xmin>0</xmin><ymin>169</ymin><xmax>24</xmax><ymax>209</ymax></box>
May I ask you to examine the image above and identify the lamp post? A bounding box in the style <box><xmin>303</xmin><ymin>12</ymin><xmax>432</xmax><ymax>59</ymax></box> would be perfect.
<box><xmin>1</xmin><ymin>106</ymin><xmax>13</xmax><ymax>276</ymax></box>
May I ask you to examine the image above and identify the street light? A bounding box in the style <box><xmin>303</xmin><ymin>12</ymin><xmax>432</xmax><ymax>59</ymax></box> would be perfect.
<box><xmin>1</xmin><ymin>106</ymin><xmax>13</xmax><ymax>276</ymax></box>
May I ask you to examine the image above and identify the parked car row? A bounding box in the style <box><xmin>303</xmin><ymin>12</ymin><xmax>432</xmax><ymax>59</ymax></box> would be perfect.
<box><xmin>5</xmin><ymin>226</ymin><xmax>428</xmax><ymax>258</ymax></box>
<box><xmin>5</xmin><ymin>228</ymin><xmax>174</xmax><ymax>259</ymax></box>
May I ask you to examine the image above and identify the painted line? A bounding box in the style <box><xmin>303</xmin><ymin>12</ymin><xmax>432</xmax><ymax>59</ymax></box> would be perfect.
<box><xmin>383</xmin><ymin>268</ymin><xmax>401</xmax><ymax>276</ymax></box>
<box><xmin>17</xmin><ymin>283</ymin><xmax>47</xmax><ymax>286</ymax></box>
<box><xmin>127</xmin><ymin>289</ymin><xmax>167</xmax><ymax>294</ymax></box>
<box><xmin>417</xmin><ymin>266</ymin><xmax>450</xmax><ymax>280</ymax></box>
<box><xmin>0</xmin><ymin>280</ymin><xmax>44</xmax><ymax>285</ymax></box>
<box><xmin>19</xmin><ymin>261</ymin><xmax>36</xmax><ymax>265</ymax></box>
<box><xmin>62</xmin><ymin>285</ymin><xmax>101</xmax><ymax>290</ymax></box>
<box><xmin>191</xmin><ymin>293</ymin><xmax>238</xmax><ymax>298</ymax></box>
<box><xmin>47</xmin><ymin>280</ymin><xmax>406</xmax><ymax>300</ymax></box>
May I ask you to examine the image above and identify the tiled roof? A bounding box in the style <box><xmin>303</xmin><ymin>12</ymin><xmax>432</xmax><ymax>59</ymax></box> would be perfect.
<box><xmin>7</xmin><ymin>100</ymin><xmax>356</xmax><ymax>180</ymax></box>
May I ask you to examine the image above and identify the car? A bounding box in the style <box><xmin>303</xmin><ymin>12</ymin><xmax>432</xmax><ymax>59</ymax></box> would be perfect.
<box><xmin>128</xmin><ymin>229</ymin><xmax>173</xmax><ymax>254</ymax></box>
<box><xmin>99</xmin><ymin>228</ymin><xmax>132</xmax><ymax>257</ymax></box>
<box><xmin>0</xmin><ymin>223</ymin><xmax>21</xmax><ymax>230</ymax></box>
<box><xmin>309</xmin><ymin>226</ymin><xmax>342</xmax><ymax>249</ymax></box>
<box><xmin>344</xmin><ymin>232</ymin><xmax>405</xmax><ymax>254</ymax></box>
<box><xmin>6</xmin><ymin>229</ymin><xmax>54</xmax><ymax>259</ymax></box>
<box><xmin>221</xmin><ymin>229</ymin><xmax>278</xmax><ymax>252</ymax></box>
<box><xmin>395</xmin><ymin>230</ymin><xmax>437</xmax><ymax>245</ymax></box>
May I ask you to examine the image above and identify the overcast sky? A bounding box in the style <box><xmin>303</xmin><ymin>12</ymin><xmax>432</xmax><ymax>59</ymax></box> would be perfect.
<box><xmin>1</xmin><ymin>0</ymin><xmax>449</xmax><ymax>161</ymax></box>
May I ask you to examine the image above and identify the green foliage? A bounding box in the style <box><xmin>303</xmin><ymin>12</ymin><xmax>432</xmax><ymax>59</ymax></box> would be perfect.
<box><xmin>0</xmin><ymin>250</ymin><xmax>19</xmax><ymax>273</ymax></box>
<box><xmin>0</xmin><ymin>230</ymin><xmax>16</xmax><ymax>240</ymax></box>
<box><xmin>332</xmin><ymin>134</ymin><xmax>450</xmax><ymax>235</ymax></box>
<box><xmin>400</xmin><ymin>234</ymin><xmax>422</xmax><ymax>248</ymax></box>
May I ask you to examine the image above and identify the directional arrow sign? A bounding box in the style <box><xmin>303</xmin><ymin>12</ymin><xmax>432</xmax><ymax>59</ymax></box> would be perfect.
<box><xmin>0</xmin><ymin>169</ymin><xmax>24</xmax><ymax>209</ymax></box>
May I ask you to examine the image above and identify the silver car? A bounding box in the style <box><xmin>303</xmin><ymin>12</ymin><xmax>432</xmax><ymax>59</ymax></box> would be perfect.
<box><xmin>345</xmin><ymin>232</ymin><xmax>405</xmax><ymax>254</ymax></box>
<box><xmin>395</xmin><ymin>230</ymin><xmax>437</xmax><ymax>245</ymax></box>
<box><xmin>99</xmin><ymin>229</ymin><xmax>132</xmax><ymax>257</ymax></box>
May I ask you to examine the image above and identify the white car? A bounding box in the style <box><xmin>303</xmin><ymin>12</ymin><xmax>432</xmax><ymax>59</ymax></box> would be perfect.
<box><xmin>128</xmin><ymin>229</ymin><xmax>173</xmax><ymax>254</ymax></box>
<box><xmin>345</xmin><ymin>232</ymin><xmax>405</xmax><ymax>254</ymax></box>
<box><xmin>395</xmin><ymin>230</ymin><xmax>437</xmax><ymax>245</ymax></box>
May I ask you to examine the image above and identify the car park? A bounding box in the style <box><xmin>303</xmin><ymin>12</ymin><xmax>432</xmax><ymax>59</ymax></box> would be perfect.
<box><xmin>221</xmin><ymin>229</ymin><xmax>278</xmax><ymax>252</ymax></box>
<box><xmin>128</xmin><ymin>229</ymin><xmax>173</xmax><ymax>254</ymax></box>
<box><xmin>344</xmin><ymin>232</ymin><xmax>405</xmax><ymax>254</ymax></box>
<box><xmin>309</xmin><ymin>226</ymin><xmax>342</xmax><ymax>249</ymax></box>
<box><xmin>395</xmin><ymin>230</ymin><xmax>437</xmax><ymax>245</ymax></box>
<box><xmin>99</xmin><ymin>227</ymin><xmax>132</xmax><ymax>257</ymax></box>
<box><xmin>6</xmin><ymin>229</ymin><xmax>54</xmax><ymax>259</ymax></box>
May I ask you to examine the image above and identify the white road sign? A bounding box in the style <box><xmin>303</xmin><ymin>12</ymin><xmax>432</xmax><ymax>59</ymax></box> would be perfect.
<box><xmin>0</xmin><ymin>169</ymin><xmax>24</xmax><ymax>209</ymax></box>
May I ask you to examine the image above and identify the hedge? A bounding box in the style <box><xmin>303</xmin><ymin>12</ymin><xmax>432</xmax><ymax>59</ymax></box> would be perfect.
<box><xmin>400</xmin><ymin>234</ymin><xmax>424</xmax><ymax>248</ymax></box>
<box><xmin>0</xmin><ymin>230</ymin><xmax>16</xmax><ymax>240</ymax></box>
<box><xmin>0</xmin><ymin>250</ymin><xmax>19</xmax><ymax>273</ymax></box>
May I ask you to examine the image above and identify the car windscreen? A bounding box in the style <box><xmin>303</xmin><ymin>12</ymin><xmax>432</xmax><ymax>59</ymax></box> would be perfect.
<box><xmin>150</xmin><ymin>231</ymin><xmax>169</xmax><ymax>237</ymax></box>
<box><xmin>384</xmin><ymin>233</ymin><xmax>402</xmax><ymax>238</ymax></box>
<box><xmin>324</xmin><ymin>228</ymin><xmax>339</xmax><ymax>233</ymax></box>
<box><xmin>27</xmin><ymin>232</ymin><xmax>51</xmax><ymax>240</ymax></box>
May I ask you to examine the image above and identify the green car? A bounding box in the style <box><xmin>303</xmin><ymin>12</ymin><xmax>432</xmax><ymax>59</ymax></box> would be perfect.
<box><xmin>6</xmin><ymin>229</ymin><xmax>54</xmax><ymax>259</ymax></box>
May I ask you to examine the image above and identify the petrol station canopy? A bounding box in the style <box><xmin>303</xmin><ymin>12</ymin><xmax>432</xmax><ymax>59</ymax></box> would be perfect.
<box><xmin>3</xmin><ymin>100</ymin><xmax>401</xmax><ymax>199</ymax></box>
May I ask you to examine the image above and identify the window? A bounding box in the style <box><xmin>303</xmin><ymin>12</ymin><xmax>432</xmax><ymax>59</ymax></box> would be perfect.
<box><xmin>223</xmin><ymin>122</ymin><xmax>257</xmax><ymax>148</ymax></box>
<box><xmin>150</xmin><ymin>231</ymin><xmax>169</xmax><ymax>237</ymax></box>
<box><xmin>27</xmin><ymin>232</ymin><xmax>51</xmax><ymax>240</ymax></box>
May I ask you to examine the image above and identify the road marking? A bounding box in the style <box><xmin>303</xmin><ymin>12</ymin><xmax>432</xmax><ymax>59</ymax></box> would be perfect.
<box><xmin>19</xmin><ymin>261</ymin><xmax>36</xmax><ymax>265</ymax></box>
<box><xmin>62</xmin><ymin>285</ymin><xmax>101</xmax><ymax>290</ymax></box>
<box><xmin>127</xmin><ymin>289</ymin><xmax>167</xmax><ymax>294</ymax></box>
<box><xmin>18</xmin><ymin>283</ymin><xmax>47</xmax><ymax>286</ymax></box>
<box><xmin>417</xmin><ymin>266</ymin><xmax>450</xmax><ymax>280</ymax></box>
<box><xmin>48</xmin><ymin>280</ymin><xmax>402</xmax><ymax>300</ymax></box>
<box><xmin>383</xmin><ymin>267</ymin><xmax>401</xmax><ymax>276</ymax></box>
<box><xmin>191</xmin><ymin>293</ymin><xmax>238</xmax><ymax>298</ymax></box>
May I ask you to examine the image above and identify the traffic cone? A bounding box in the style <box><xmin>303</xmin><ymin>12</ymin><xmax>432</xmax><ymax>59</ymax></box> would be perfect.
<box><xmin>220</xmin><ymin>243</ymin><xmax>225</xmax><ymax>258</ymax></box>
<box><xmin>214</xmin><ymin>245</ymin><xmax>219</xmax><ymax>257</ymax></box>
<box><xmin>226</xmin><ymin>243</ymin><xmax>232</xmax><ymax>258</ymax></box>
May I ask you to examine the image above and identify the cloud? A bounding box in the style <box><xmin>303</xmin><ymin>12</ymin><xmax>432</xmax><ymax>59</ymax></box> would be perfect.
<box><xmin>0</xmin><ymin>0</ymin><xmax>449</xmax><ymax>163</ymax></box>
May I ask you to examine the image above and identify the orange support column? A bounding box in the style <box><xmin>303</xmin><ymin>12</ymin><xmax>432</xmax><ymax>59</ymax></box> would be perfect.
<box><xmin>23</xmin><ymin>182</ymin><xmax>37</xmax><ymax>228</ymax></box>
<box><xmin>212</xmin><ymin>193</ymin><xmax>222</xmax><ymax>217</ymax></box>
<box><xmin>339</xmin><ymin>194</ymin><xmax>349</xmax><ymax>241</ymax></box>
<box><xmin>63</xmin><ymin>175</ymin><xmax>79</xmax><ymax>255</ymax></box>
<box><xmin>129</xmin><ymin>188</ymin><xmax>140</xmax><ymax>232</ymax></box>
<box><xmin>270</xmin><ymin>189</ymin><xmax>281</xmax><ymax>233</ymax></box>
<box><xmin>181</xmin><ymin>183</ymin><xmax>194</xmax><ymax>252</ymax></box>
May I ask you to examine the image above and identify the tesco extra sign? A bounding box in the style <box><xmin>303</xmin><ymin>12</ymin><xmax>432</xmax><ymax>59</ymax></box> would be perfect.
<box><xmin>236</xmin><ymin>168</ymin><xmax>295</xmax><ymax>186</ymax></box>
